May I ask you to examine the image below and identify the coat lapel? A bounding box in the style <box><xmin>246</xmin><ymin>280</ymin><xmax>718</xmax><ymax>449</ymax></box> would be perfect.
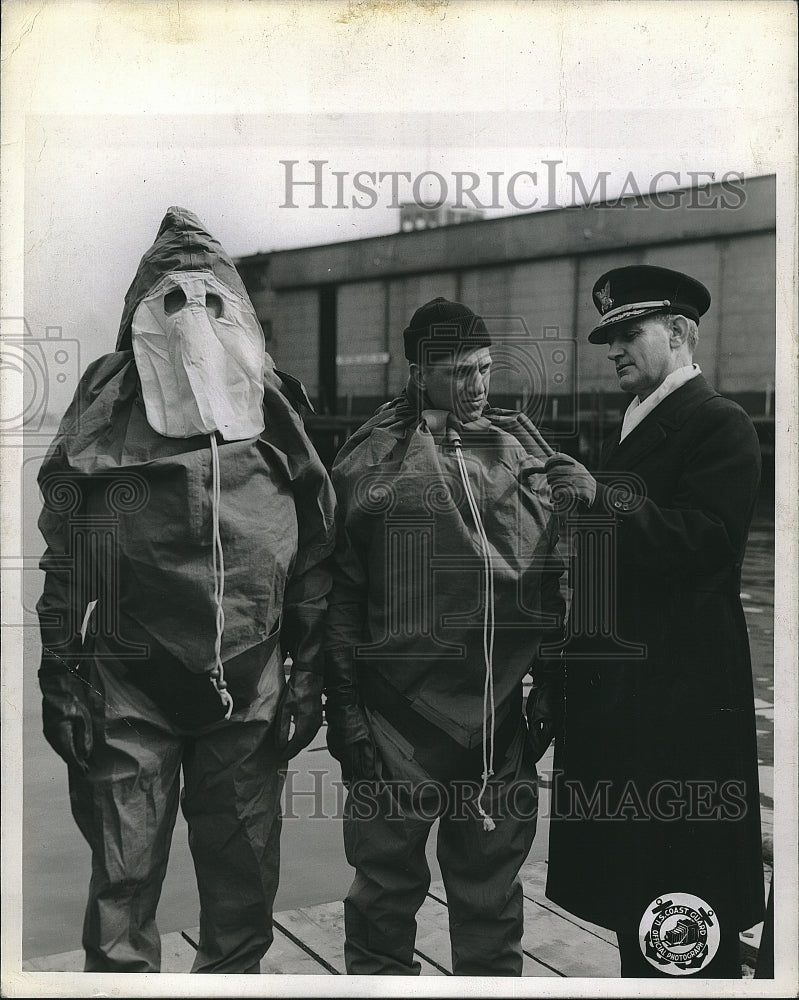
<box><xmin>600</xmin><ymin>424</ymin><xmax>622</xmax><ymax>468</ymax></box>
<box><xmin>602</xmin><ymin>376</ymin><xmax>717</xmax><ymax>471</ymax></box>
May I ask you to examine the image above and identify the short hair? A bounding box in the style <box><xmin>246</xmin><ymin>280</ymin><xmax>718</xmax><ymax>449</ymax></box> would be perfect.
<box><xmin>683</xmin><ymin>317</ymin><xmax>699</xmax><ymax>351</ymax></box>
<box><xmin>655</xmin><ymin>312</ymin><xmax>699</xmax><ymax>352</ymax></box>
<box><xmin>670</xmin><ymin>313</ymin><xmax>699</xmax><ymax>351</ymax></box>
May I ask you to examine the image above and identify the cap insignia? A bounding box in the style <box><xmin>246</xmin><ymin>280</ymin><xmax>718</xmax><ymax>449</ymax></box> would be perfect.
<box><xmin>596</xmin><ymin>281</ymin><xmax>613</xmax><ymax>313</ymax></box>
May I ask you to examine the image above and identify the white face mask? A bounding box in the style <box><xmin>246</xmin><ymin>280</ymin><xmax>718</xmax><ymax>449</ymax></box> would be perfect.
<box><xmin>131</xmin><ymin>270</ymin><xmax>266</xmax><ymax>440</ymax></box>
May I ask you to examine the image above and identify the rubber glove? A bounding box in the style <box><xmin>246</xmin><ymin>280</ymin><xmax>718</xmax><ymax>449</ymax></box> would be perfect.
<box><xmin>525</xmin><ymin>677</ymin><xmax>565</xmax><ymax>763</ymax></box>
<box><xmin>324</xmin><ymin>648</ymin><xmax>377</xmax><ymax>784</ymax></box>
<box><xmin>544</xmin><ymin>453</ymin><xmax>597</xmax><ymax>511</ymax></box>
<box><xmin>275</xmin><ymin>667</ymin><xmax>324</xmax><ymax>759</ymax></box>
<box><xmin>39</xmin><ymin>662</ymin><xmax>93</xmax><ymax>772</ymax></box>
<box><xmin>525</xmin><ymin>631</ymin><xmax>566</xmax><ymax>763</ymax></box>
<box><xmin>275</xmin><ymin>604</ymin><xmax>326</xmax><ymax>759</ymax></box>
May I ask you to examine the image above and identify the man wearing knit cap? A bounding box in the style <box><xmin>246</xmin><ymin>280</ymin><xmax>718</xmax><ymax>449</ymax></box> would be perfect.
<box><xmin>324</xmin><ymin>297</ymin><xmax>566</xmax><ymax>975</ymax></box>
<box><xmin>543</xmin><ymin>265</ymin><xmax>765</xmax><ymax>978</ymax></box>
<box><xmin>35</xmin><ymin>207</ymin><xmax>336</xmax><ymax>972</ymax></box>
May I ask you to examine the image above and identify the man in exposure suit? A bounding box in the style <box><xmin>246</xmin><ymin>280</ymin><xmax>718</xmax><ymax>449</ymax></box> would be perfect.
<box><xmin>36</xmin><ymin>207</ymin><xmax>336</xmax><ymax>973</ymax></box>
<box><xmin>324</xmin><ymin>297</ymin><xmax>566</xmax><ymax>975</ymax></box>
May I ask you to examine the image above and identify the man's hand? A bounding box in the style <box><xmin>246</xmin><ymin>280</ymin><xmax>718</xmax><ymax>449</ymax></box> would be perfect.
<box><xmin>544</xmin><ymin>453</ymin><xmax>597</xmax><ymax>510</ymax></box>
<box><xmin>525</xmin><ymin>679</ymin><xmax>565</xmax><ymax>763</ymax></box>
<box><xmin>275</xmin><ymin>668</ymin><xmax>324</xmax><ymax>759</ymax></box>
<box><xmin>276</xmin><ymin>601</ymin><xmax>327</xmax><ymax>759</ymax></box>
<box><xmin>39</xmin><ymin>663</ymin><xmax>94</xmax><ymax>772</ymax></box>
<box><xmin>324</xmin><ymin>648</ymin><xmax>378</xmax><ymax>784</ymax></box>
<box><xmin>325</xmin><ymin>702</ymin><xmax>377</xmax><ymax>785</ymax></box>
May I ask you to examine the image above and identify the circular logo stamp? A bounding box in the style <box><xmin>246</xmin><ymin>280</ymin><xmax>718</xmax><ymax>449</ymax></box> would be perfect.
<box><xmin>638</xmin><ymin>893</ymin><xmax>721</xmax><ymax>975</ymax></box>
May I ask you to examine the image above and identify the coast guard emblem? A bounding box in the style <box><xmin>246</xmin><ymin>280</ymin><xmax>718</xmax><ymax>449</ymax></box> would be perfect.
<box><xmin>595</xmin><ymin>281</ymin><xmax>613</xmax><ymax>313</ymax></box>
<box><xmin>638</xmin><ymin>893</ymin><xmax>721</xmax><ymax>975</ymax></box>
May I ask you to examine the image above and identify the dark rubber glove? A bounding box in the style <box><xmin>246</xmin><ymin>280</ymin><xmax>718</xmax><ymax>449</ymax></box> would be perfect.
<box><xmin>275</xmin><ymin>667</ymin><xmax>324</xmax><ymax>759</ymax></box>
<box><xmin>339</xmin><ymin>737</ymin><xmax>376</xmax><ymax>786</ymax></box>
<box><xmin>324</xmin><ymin>648</ymin><xmax>377</xmax><ymax>784</ymax></box>
<box><xmin>544</xmin><ymin>453</ymin><xmax>597</xmax><ymax>511</ymax></box>
<box><xmin>39</xmin><ymin>662</ymin><xmax>93</xmax><ymax>772</ymax></box>
<box><xmin>525</xmin><ymin>677</ymin><xmax>565</xmax><ymax>763</ymax></box>
<box><xmin>326</xmin><ymin>706</ymin><xmax>377</xmax><ymax>785</ymax></box>
<box><xmin>275</xmin><ymin>603</ymin><xmax>326</xmax><ymax>758</ymax></box>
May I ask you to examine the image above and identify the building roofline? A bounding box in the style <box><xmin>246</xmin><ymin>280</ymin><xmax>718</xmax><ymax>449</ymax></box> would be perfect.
<box><xmin>236</xmin><ymin>174</ymin><xmax>776</xmax><ymax>290</ymax></box>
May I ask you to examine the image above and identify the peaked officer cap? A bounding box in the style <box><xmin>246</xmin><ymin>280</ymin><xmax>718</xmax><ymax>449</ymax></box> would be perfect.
<box><xmin>588</xmin><ymin>265</ymin><xmax>711</xmax><ymax>344</ymax></box>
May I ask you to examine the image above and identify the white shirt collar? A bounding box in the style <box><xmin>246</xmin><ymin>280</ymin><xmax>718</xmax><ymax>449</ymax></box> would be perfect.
<box><xmin>619</xmin><ymin>363</ymin><xmax>701</xmax><ymax>442</ymax></box>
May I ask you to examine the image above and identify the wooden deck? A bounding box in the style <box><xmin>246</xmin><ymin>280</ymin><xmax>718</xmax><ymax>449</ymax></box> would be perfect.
<box><xmin>22</xmin><ymin>860</ymin><xmax>767</xmax><ymax>977</ymax></box>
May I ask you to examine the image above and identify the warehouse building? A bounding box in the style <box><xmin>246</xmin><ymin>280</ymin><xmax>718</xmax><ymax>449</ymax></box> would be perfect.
<box><xmin>236</xmin><ymin>174</ymin><xmax>775</xmax><ymax>475</ymax></box>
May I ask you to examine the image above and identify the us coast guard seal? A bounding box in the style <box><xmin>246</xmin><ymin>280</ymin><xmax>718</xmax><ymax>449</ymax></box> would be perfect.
<box><xmin>638</xmin><ymin>893</ymin><xmax>721</xmax><ymax>975</ymax></box>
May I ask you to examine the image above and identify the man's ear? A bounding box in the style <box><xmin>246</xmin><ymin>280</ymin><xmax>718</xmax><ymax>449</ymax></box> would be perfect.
<box><xmin>409</xmin><ymin>362</ymin><xmax>424</xmax><ymax>390</ymax></box>
<box><xmin>669</xmin><ymin>315</ymin><xmax>690</xmax><ymax>348</ymax></box>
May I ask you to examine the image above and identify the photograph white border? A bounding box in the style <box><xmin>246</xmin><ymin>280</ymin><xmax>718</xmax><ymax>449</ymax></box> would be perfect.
<box><xmin>2</xmin><ymin>2</ymin><xmax>796</xmax><ymax>997</ymax></box>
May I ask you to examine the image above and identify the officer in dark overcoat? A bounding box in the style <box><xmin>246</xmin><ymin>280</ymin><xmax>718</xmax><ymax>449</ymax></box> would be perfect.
<box><xmin>542</xmin><ymin>265</ymin><xmax>765</xmax><ymax>978</ymax></box>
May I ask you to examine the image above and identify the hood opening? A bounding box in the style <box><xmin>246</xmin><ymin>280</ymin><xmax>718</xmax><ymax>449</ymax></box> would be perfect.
<box><xmin>116</xmin><ymin>206</ymin><xmax>256</xmax><ymax>351</ymax></box>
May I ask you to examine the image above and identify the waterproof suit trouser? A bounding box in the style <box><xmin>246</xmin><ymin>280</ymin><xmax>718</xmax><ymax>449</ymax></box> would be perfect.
<box><xmin>342</xmin><ymin>720</ymin><xmax>538</xmax><ymax>976</ymax></box>
<box><xmin>67</xmin><ymin>654</ymin><xmax>285</xmax><ymax>973</ymax></box>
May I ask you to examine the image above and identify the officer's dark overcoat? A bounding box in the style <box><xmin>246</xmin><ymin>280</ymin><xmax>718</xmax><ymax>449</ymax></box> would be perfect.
<box><xmin>546</xmin><ymin>375</ymin><xmax>765</xmax><ymax>934</ymax></box>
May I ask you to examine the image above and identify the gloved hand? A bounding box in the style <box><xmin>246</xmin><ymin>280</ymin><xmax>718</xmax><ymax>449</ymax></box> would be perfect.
<box><xmin>544</xmin><ymin>453</ymin><xmax>597</xmax><ymax>511</ymax></box>
<box><xmin>39</xmin><ymin>662</ymin><xmax>93</xmax><ymax>772</ymax></box>
<box><xmin>324</xmin><ymin>648</ymin><xmax>377</xmax><ymax>784</ymax></box>
<box><xmin>326</xmin><ymin>704</ymin><xmax>377</xmax><ymax>785</ymax></box>
<box><xmin>525</xmin><ymin>677</ymin><xmax>565</xmax><ymax>763</ymax></box>
<box><xmin>275</xmin><ymin>667</ymin><xmax>324</xmax><ymax>759</ymax></box>
<box><xmin>275</xmin><ymin>602</ymin><xmax>326</xmax><ymax>759</ymax></box>
<box><xmin>329</xmin><ymin>721</ymin><xmax>377</xmax><ymax>785</ymax></box>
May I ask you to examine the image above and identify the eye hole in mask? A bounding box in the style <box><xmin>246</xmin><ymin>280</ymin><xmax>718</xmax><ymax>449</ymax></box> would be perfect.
<box><xmin>205</xmin><ymin>292</ymin><xmax>223</xmax><ymax>319</ymax></box>
<box><xmin>164</xmin><ymin>287</ymin><xmax>187</xmax><ymax>315</ymax></box>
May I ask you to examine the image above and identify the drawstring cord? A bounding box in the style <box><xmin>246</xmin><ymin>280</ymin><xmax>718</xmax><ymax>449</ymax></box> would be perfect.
<box><xmin>209</xmin><ymin>434</ymin><xmax>234</xmax><ymax>719</ymax></box>
<box><xmin>451</xmin><ymin>431</ymin><xmax>496</xmax><ymax>832</ymax></box>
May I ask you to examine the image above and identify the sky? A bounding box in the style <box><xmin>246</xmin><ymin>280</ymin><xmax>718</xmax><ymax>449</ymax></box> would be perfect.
<box><xmin>3</xmin><ymin>0</ymin><xmax>796</xmax><ymax>406</ymax></box>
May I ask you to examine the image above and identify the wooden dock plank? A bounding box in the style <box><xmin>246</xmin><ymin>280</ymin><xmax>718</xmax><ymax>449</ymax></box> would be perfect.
<box><xmin>21</xmin><ymin>926</ymin><xmax>332</xmax><ymax>976</ymax></box>
<box><xmin>22</xmin><ymin>949</ymin><xmax>83</xmax><ymax>973</ymax></box>
<box><xmin>273</xmin><ymin>902</ymin><xmax>347</xmax><ymax>973</ymax></box>
<box><xmin>414</xmin><ymin>894</ymin><xmax>455</xmax><ymax>973</ymax></box>
<box><xmin>519</xmin><ymin>862</ymin><xmax>619</xmax><ymax>946</ymax></box>
<box><xmin>161</xmin><ymin>926</ymin><xmax>201</xmax><ymax>973</ymax></box>
<box><xmin>21</xmin><ymin>882</ymin><xmax>615</xmax><ymax>978</ymax></box>
<box><xmin>19</xmin><ymin>862</ymin><xmax>767</xmax><ymax>979</ymax></box>
<box><xmin>22</xmin><ymin>927</ymin><xmax>201</xmax><ymax>974</ymax></box>
<box><xmin>274</xmin><ymin>899</ymin><xmax>445</xmax><ymax>975</ymax></box>
<box><xmin>519</xmin><ymin>899</ymin><xmax>620</xmax><ymax>978</ymax></box>
<box><xmin>425</xmin><ymin>873</ymin><xmax>619</xmax><ymax>978</ymax></box>
<box><xmin>262</xmin><ymin>927</ymin><xmax>334</xmax><ymax>975</ymax></box>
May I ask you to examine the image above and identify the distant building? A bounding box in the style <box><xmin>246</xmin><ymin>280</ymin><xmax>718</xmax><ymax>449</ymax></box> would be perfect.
<box><xmin>236</xmin><ymin>175</ymin><xmax>776</xmax><ymax>472</ymax></box>
<box><xmin>399</xmin><ymin>201</ymin><xmax>485</xmax><ymax>232</ymax></box>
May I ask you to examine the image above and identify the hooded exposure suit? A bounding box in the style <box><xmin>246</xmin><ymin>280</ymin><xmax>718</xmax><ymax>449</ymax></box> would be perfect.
<box><xmin>36</xmin><ymin>208</ymin><xmax>336</xmax><ymax>973</ymax></box>
<box><xmin>324</xmin><ymin>384</ymin><xmax>566</xmax><ymax>975</ymax></box>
